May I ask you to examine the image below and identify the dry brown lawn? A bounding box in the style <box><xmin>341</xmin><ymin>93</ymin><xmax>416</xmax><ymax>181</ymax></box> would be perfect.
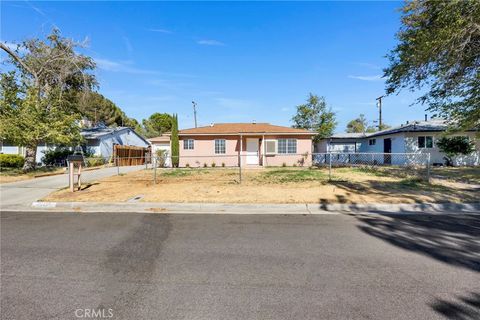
<box><xmin>43</xmin><ymin>167</ymin><xmax>479</xmax><ymax>204</ymax></box>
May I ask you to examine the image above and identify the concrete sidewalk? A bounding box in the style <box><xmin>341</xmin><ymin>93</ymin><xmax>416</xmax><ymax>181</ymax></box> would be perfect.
<box><xmin>23</xmin><ymin>201</ymin><xmax>480</xmax><ymax>215</ymax></box>
<box><xmin>0</xmin><ymin>166</ymin><xmax>145</xmax><ymax>209</ymax></box>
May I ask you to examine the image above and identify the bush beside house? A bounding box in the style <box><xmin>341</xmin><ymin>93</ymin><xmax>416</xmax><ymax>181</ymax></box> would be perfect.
<box><xmin>0</xmin><ymin>154</ymin><xmax>25</xmax><ymax>168</ymax></box>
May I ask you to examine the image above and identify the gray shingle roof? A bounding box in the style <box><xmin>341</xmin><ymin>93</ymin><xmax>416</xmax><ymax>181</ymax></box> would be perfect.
<box><xmin>367</xmin><ymin>119</ymin><xmax>448</xmax><ymax>137</ymax></box>
<box><xmin>330</xmin><ymin>132</ymin><xmax>368</xmax><ymax>139</ymax></box>
<box><xmin>80</xmin><ymin>127</ymin><xmax>131</xmax><ymax>140</ymax></box>
<box><xmin>326</xmin><ymin>119</ymin><xmax>469</xmax><ymax>140</ymax></box>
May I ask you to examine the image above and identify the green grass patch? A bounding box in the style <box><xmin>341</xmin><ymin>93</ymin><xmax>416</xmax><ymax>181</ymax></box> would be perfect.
<box><xmin>257</xmin><ymin>168</ymin><xmax>328</xmax><ymax>183</ymax></box>
<box><xmin>161</xmin><ymin>169</ymin><xmax>193</xmax><ymax>177</ymax></box>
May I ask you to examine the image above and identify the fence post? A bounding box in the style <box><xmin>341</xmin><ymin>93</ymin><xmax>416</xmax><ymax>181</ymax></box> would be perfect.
<box><xmin>154</xmin><ymin>156</ymin><xmax>157</xmax><ymax>184</ymax></box>
<box><xmin>328</xmin><ymin>152</ymin><xmax>332</xmax><ymax>181</ymax></box>
<box><xmin>426</xmin><ymin>153</ymin><xmax>431</xmax><ymax>183</ymax></box>
<box><xmin>116</xmin><ymin>157</ymin><xmax>120</xmax><ymax>175</ymax></box>
<box><xmin>239</xmin><ymin>162</ymin><xmax>242</xmax><ymax>184</ymax></box>
<box><xmin>67</xmin><ymin>160</ymin><xmax>71</xmax><ymax>190</ymax></box>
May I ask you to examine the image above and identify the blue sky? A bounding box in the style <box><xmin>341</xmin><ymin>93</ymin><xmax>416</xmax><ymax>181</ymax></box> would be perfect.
<box><xmin>2</xmin><ymin>1</ymin><xmax>430</xmax><ymax>131</ymax></box>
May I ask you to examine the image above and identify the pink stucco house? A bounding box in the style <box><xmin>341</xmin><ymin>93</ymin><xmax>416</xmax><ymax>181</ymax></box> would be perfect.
<box><xmin>177</xmin><ymin>122</ymin><xmax>315</xmax><ymax>167</ymax></box>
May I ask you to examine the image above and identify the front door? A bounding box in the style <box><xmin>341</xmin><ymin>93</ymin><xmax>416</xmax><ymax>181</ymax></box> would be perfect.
<box><xmin>246</xmin><ymin>138</ymin><xmax>259</xmax><ymax>165</ymax></box>
<box><xmin>383</xmin><ymin>138</ymin><xmax>392</xmax><ymax>164</ymax></box>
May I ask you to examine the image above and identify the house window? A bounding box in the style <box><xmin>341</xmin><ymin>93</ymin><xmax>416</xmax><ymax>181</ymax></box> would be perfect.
<box><xmin>278</xmin><ymin>139</ymin><xmax>297</xmax><ymax>154</ymax></box>
<box><xmin>369</xmin><ymin>139</ymin><xmax>376</xmax><ymax>146</ymax></box>
<box><xmin>418</xmin><ymin>136</ymin><xmax>433</xmax><ymax>148</ymax></box>
<box><xmin>183</xmin><ymin>139</ymin><xmax>194</xmax><ymax>150</ymax></box>
<box><xmin>215</xmin><ymin>139</ymin><xmax>226</xmax><ymax>154</ymax></box>
<box><xmin>265</xmin><ymin>140</ymin><xmax>277</xmax><ymax>155</ymax></box>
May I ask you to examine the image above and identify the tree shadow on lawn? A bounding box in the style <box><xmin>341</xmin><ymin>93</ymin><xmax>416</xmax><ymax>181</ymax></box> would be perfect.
<box><xmin>355</xmin><ymin>213</ymin><xmax>480</xmax><ymax>272</ymax></box>
<box><xmin>430</xmin><ymin>291</ymin><xmax>480</xmax><ymax>320</ymax></box>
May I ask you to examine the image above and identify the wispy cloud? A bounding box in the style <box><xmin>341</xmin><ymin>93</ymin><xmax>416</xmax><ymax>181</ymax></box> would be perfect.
<box><xmin>281</xmin><ymin>107</ymin><xmax>290</xmax><ymax>112</ymax></box>
<box><xmin>24</xmin><ymin>0</ymin><xmax>59</xmax><ymax>30</ymax></box>
<box><xmin>348</xmin><ymin>74</ymin><xmax>383</xmax><ymax>81</ymax></box>
<box><xmin>197</xmin><ymin>39</ymin><xmax>225</xmax><ymax>46</ymax></box>
<box><xmin>148</xmin><ymin>28</ymin><xmax>173</xmax><ymax>34</ymax></box>
<box><xmin>95</xmin><ymin>58</ymin><xmax>158</xmax><ymax>75</ymax></box>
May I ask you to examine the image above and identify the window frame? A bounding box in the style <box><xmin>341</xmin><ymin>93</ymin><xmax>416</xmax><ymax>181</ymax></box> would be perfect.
<box><xmin>418</xmin><ymin>136</ymin><xmax>433</xmax><ymax>149</ymax></box>
<box><xmin>183</xmin><ymin>139</ymin><xmax>194</xmax><ymax>150</ymax></box>
<box><xmin>277</xmin><ymin>138</ymin><xmax>297</xmax><ymax>154</ymax></box>
<box><xmin>368</xmin><ymin>139</ymin><xmax>376</xmax><ymax>146</ymax></box>
<box><xmin>214</xmin><ymin>139</ymin><xmax>226</xmax><ymax>154</ymax></box>
<box><xmin>264</xmin><ymin>139</ymin><xmax>277</xmax><ymax>155</ymax></box>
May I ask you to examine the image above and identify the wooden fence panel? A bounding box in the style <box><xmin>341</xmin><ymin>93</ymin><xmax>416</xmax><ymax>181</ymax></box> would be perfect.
<box><xmin>113</xmin><ymin>145</ymin><xmax>150</xmax><ymax>166</ymax></box>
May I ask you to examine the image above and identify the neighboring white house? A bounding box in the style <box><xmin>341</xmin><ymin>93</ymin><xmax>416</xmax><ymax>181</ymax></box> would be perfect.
<box><xmin>315</xmin><ymin>132</ymin><xmax>366</xmax><ymax>153</ymax></box>
<box><xmin>316</xmin><ymin>119</ymin><xmax>479</xmax><ymax>166</ymax></box>
<box><xmin>148</xmin><ymin>133</ymin><xmax>171</xmax><ymax>167</ymax></box>
<box><xmin>1</xmin><ymin>126</ymin><xmax>150</xmax><ymax>164</ymax></box>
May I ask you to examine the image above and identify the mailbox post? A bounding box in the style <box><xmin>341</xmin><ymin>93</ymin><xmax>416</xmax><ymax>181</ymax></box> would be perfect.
<box><xmin>67</xmin><ymin>155</ymin><xmax>84</xmax><ymax>192</ymax></box>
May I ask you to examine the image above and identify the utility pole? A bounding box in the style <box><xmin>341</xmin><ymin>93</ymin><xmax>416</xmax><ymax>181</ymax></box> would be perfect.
<box><xmin>192</xmin><ymin>101</ymin><xmax>198</xmax><ymax>128</ymax></box>
<box><xmin>376</xmin><ymin>95</ymin><xmax>384</xmax><ymax>130</ymax></box>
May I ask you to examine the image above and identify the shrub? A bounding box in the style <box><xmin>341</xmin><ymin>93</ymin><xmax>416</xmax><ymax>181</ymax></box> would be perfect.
<box><xmin>86</xmin><ymin>157</ymin><xmax>106</xmax><ymax>167</ymax></box>
<box><xmin>436</xmin><ymin>136</ymin><xmax>475</xmax><ymax>166</ymax></box>
<box><xmin>42</xmin><ymin>147</ymin><xmax>73</xmax><ymax>166</ymax></box>
<box><xmin>211</xmin><ymin>162</ymin><xmax>216</xmax><ymax>167</ymax></box>
<box><xmin>221</xmin><ymin>162</ymin><xmax>225</xmax><ymax>167</ymax></box>
<box><xmin>155</xmin><ymin>149</ymin><xmax>167</xmax><ymax>168</ymax></box>
<box><xmin>282</xmin><ymin>162</ymin><xmax>287</xmax><ymax>167</ymax></box>
<box><xmin>203</xmin><ymin>162</ymin><xmax>208</xmax><ymax>168</ymax></box>
<box><xmin>0</xmin><ymin>154</ymin><xmax>25</xmax><ymax>168</ymax></box>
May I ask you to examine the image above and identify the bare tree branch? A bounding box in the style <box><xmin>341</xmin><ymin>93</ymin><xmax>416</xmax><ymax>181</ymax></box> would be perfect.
<box><xmin>0</xmin><ymin>42</ymin><xmax>38</xmax><ymax>86</ymax></box>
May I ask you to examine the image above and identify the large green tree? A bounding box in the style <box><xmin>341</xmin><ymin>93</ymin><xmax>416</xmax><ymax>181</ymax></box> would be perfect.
<box><xmin>346</xmin><ymin>114</ymin><xmax>368</xmax><ymax>133</ymax></box>
<box><xmin>79</xmin><ymin>92</ymin><xmax>137</xmax><ymax>128</ymax></box>
<box><xmin>291</xmin><ymin>93</ymin><xmax>336</xmax><ymax>142</ymax></box>
<box><xmin>142</xmin><ymin>112</ymin><xmax>173</xmax><ymax>138</ymax></box>
<box><xmin>0</xmin><ymin>30</ymin><xmax>96</xmax><ymax>171</ymax></box>
<box><xmin>384</xmin><ymin>0</ymin><xmax>480</xmax><ymax>131</ymax></box>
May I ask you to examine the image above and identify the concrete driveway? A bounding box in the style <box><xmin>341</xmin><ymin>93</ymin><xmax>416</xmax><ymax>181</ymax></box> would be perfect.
<box><xmin>1</xmin><ymin>211</ymin><xmax>479</xmax><ymax>320</ymax></box>
<box><xmin>0</xmin><ymin>166</ymin><xmax>145</xmax><ymax>208</ymax></box>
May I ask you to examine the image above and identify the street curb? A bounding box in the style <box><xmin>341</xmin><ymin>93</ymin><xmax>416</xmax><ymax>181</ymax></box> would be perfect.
<box><xmin>13</xmin><ymin>201</ymin><xmax>480</xmax><ymax>215</ymax></box>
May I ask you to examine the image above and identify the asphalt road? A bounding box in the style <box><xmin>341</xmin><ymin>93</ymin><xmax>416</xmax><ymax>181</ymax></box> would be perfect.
<box><xmin>1</xmin><ymin>211</ymin><xmax>479</xmax><ymax>320</ymax></box>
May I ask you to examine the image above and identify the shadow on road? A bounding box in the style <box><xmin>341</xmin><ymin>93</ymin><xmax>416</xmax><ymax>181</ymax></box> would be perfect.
<box><xmin>430</xmin><ymin>292</ymin><xmax>480</xmax><ymax>320</ymax></box>
<box><xmin>354</xmin><ymin>214</ymin><xmax>480</xmax><ymax>272</ymax></box>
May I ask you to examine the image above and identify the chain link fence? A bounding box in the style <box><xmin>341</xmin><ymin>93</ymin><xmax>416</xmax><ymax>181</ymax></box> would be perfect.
<box><xmin>66</xmin><ymin>152</ymin><xmax>432</xmax><ymax>189</ymax></box>
<box><xmin>312</xmin><ymin>152</ymin><xmax>431</xmax><ymax>181</ymax></box>
<box><xmin>153</xmin><ymin>155</ymin><xmax>242</xmax><ymax>184</ymax></box>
